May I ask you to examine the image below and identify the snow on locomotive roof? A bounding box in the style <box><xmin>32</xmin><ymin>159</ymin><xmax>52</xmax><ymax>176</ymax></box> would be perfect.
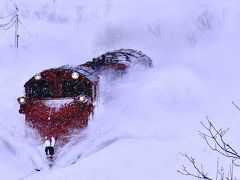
<box><xmin>59</xmin><ymin>65</ymin><xmax>98</xmax><ymax>83</ymax></box>
<box><xmin>95</xmin><ymin>49</ymin><xmax>153</xmax><ymax>66</ymax></box>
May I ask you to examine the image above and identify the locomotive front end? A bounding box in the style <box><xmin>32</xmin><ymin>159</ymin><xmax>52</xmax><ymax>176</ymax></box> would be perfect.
<box><xmin>18</xmin><ymin>65</ymin><xmax>99</xmax><ymax>155</ymax></box>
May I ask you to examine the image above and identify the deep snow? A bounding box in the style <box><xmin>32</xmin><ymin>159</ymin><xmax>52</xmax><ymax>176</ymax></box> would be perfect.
<box><xmin>1</xmin><ymin>0</ymin><xmax>240</xmax><ymax>179</ymax></box>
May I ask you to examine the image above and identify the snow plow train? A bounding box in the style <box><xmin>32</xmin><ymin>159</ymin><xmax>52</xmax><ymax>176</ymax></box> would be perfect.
<box><xmin>17</xmin><ymin>49</ymin><xmax>152</xmax><ymax>157</ymax></box>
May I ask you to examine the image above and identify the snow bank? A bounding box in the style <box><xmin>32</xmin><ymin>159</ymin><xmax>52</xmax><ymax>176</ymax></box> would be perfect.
<box><xmin>25</xmin><ymin>139</ymin><xmax>187</xmax><ymax>180</ymax></box>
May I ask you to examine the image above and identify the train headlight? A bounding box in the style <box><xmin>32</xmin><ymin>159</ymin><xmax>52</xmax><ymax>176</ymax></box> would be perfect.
<box><xmin>72</xmin><ymin>72</ymin><xmax>79</xmax><ymax>79</ymax></box>
<box><xmin>18</xmin><ymin>97</ymin><xmax>26</xmax><ymax>104</ymax></box>
<box><xmin>79</xmin><ymin>95</ymin><xmax>86</xmax><ymax>102</ymax></box>
<box><xmin>34</xmin><ymin>74</ymin><xmax>41</xmax><ymax>80</ymax></box>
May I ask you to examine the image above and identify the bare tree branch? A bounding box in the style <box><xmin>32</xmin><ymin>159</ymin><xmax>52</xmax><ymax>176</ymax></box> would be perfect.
<box><xmin>232</xmin><ymin>101</ymin><xmax>240</xmax><ymax>111</ymax></box>
<box><xmin>147</xmin><ymin>21</ymin><xmax>161</xmax><ymax>39</ymax></box>
<box><xmin>178</xmin><ymin>153</ymin><xmax>213</xmax><ymax>180</ymax></box>
<box><xmin>179</xmin><ymin>119</ymin><xmax>239</xmax><ymax>180</ymax></box>
<box><xmin>198</xmin><ymin>117</ymin><xmax>240</xmax><ymax>160</ymax></box>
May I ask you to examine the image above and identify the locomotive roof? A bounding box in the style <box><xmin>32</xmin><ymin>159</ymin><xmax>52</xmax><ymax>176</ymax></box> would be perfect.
<box><xmin>93</xmin><ymin>49</ymin><xmax>153</xmax><ymax>67</ymax></box>
<box><xmin>59</xmin><ymin>65</ymin><xmax>99</xmax><ymax>83</ymax></box>
<box><xmin>25</xmin><ymin>65</ymin><xmax>99</xmax><ymax>86</ymax></box>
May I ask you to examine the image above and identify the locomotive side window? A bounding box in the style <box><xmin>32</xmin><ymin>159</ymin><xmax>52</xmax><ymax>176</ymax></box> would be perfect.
<box><xmin>26</xmin><ymin>81</ymin><xmax>54</xmax><ymax>99</ymax></box>
<box><xmin>62</xmin><ymin>80</ymin><xmax>87</xmax><ymax>97</ymax></box>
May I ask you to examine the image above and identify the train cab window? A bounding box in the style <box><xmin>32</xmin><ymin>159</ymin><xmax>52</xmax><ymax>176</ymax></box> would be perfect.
<box><xmin>62</xmin><ymin>80</ymin><xmax>87</xmax><ymax>97</ymax></box>
<box><xmin>26</xmin><ymin>81</ymin><xmax>54</xmax><ymax>99</ymax></box>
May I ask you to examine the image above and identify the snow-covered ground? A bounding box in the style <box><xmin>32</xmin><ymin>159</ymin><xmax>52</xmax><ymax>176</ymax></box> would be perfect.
<box><xmin>1</xmin><ymin>0</ymin><xmax>240</xmax><ymax>179</ymax></box>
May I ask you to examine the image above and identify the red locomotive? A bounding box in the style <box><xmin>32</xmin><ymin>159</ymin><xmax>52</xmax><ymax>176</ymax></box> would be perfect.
<box><xmin>17</xmin><ymin>49</ymin><xmax>152</xmax><ymax>156</ymax></box>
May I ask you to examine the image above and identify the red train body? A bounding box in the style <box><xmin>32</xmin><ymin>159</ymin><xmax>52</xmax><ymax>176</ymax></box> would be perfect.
<box><xmin>19</xmin><ymin>65</ymin><xmax>98</xmax><ymax>144</ymax></box>
<box><xmin>17</xmin><ymin>49</ymin><xmax>152</xmax><ymax>155</ymax></box>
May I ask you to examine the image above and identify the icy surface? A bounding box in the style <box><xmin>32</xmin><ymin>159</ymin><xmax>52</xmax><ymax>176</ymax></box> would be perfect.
<box><xmin>1</xmin><ymin>0</ymin><xmax>240</xmax><ymax>180</ymax></box>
